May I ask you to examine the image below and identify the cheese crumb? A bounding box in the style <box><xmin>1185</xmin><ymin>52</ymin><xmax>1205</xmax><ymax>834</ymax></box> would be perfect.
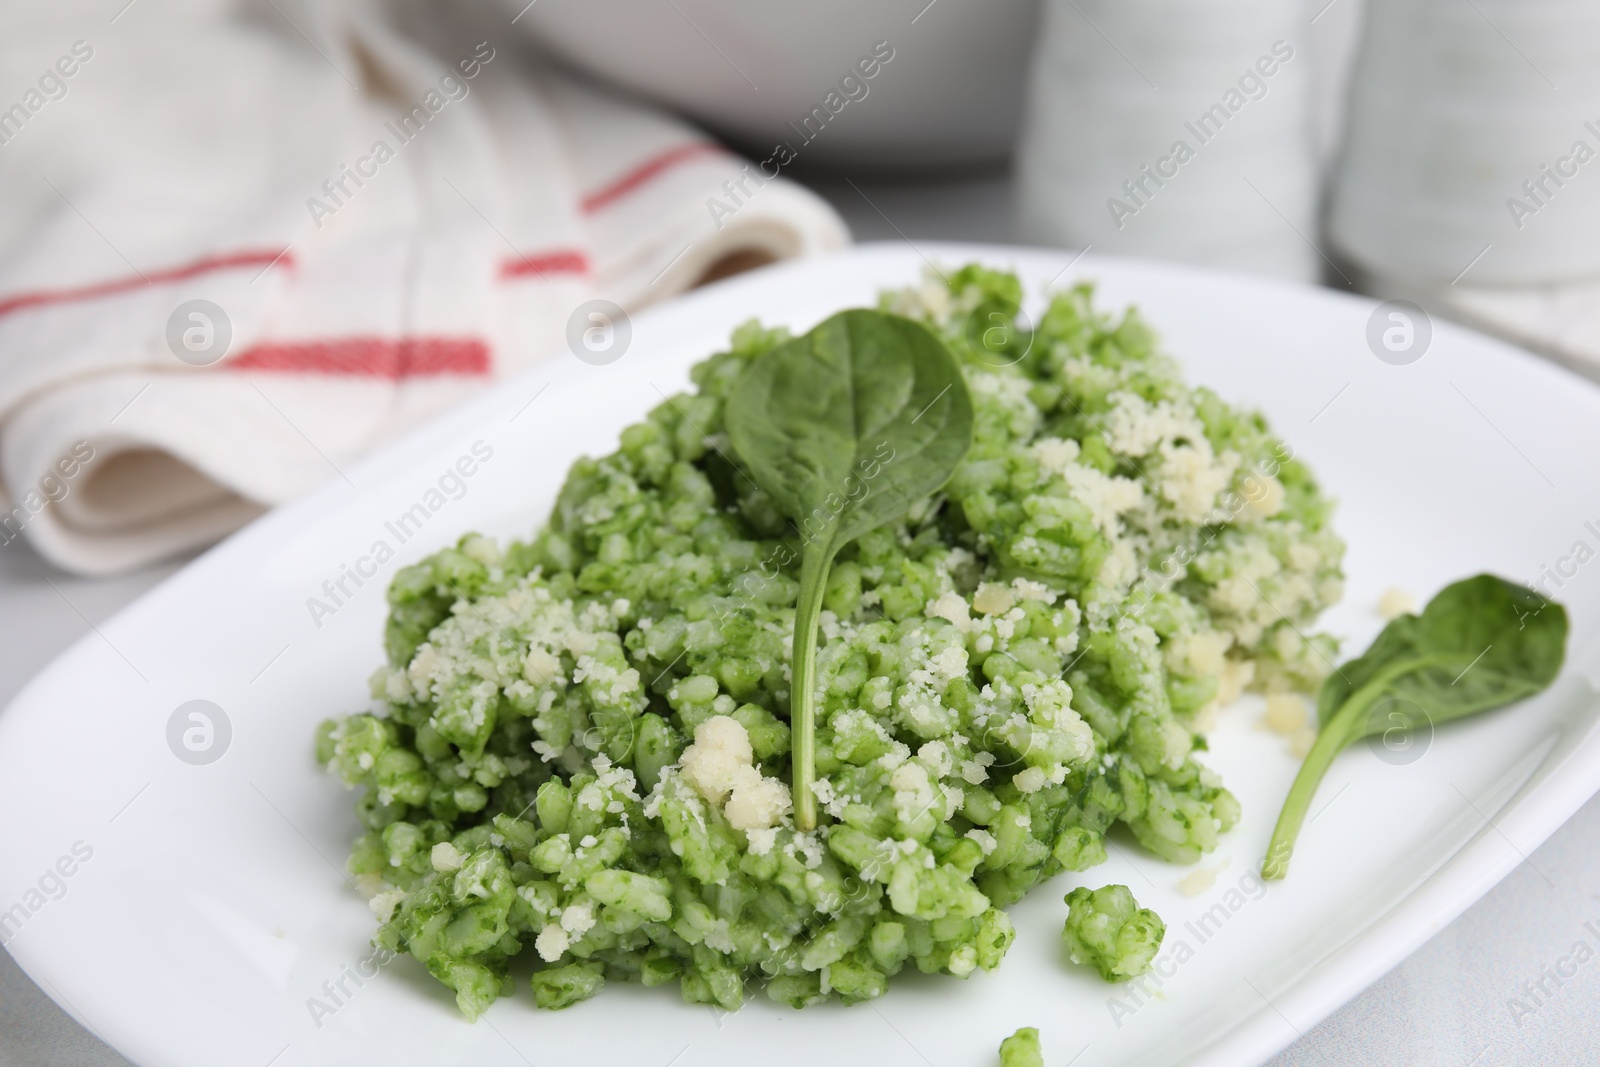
<box><xmin>947</xmin><ymin>944</ymin><xmax>977</xmax><ymax>977</ymax></box>
<box><xmin>1240</xmin><ymin>475</ymin><xmax>1286</xmax><ymax>519</ymax></box>
<box><xmin>972</xmin><ymin>583</ymin><xmax>1015</xmax><ymax>616</ymax></box>
<box><xmin>1214</xmin><ymin>659</ymin><xmax>1256</xmax><ymax>709</ymax></box>
<box><xmin>524</xmin><ymin>647</ymin><xmax>563</xmax><ymax>685</ymax></box>
<box><xmin>1378</xmin><ymin>587</ymin><xmax>1417</xmax><ymax>619</ymax></box>
<box><xmin>964</xmin><ymin>828</ymin><xmax>998</xmax><ymax>855</ymax></box>
<box><xmin>368</xmin><ymin>889</ymin><xmax>405</xmax><ymax>923</ymax></box>
<box><xmin>925</xmin><ymin>592</ymin><xmax>971</xmax><ymax>629</ymax></box>
<box><xmin>1031</xmin><ymin>436</ymin><xmax>1080</xmax><ymax>476</ymax></box>
<box><xmin>680</xmin><ymin>715</ymin><xmax>754</xmax><ymax>804</ymax></box>
<box><xmin>462</xmin><ymin>535</ymin><xmax>502</xmax><ymax>566</ymax></box>
<box><xmin>430</xmin><ymin>842</ymin><xmax>465</xmax><ymax>872</ymax></box>
<box><xmin>960</xmin><ymin>752</ymin><xmax>994</xmax><ymax>784</ymax></box>
<box><xmin>917</xmin><ymin>740</ymin><xmax>954</xmax><ymax>778</ymax></box>
<box><xmin>1061</xmin><ymin>464</ymin><xmax>1144</xmax><ymax>536</ymax></box>
<box><xmin>680</xmin><ymin>714</ymin><xmax>791</xmax><ymax>831</ymax></box>
<box><xmin>535</xmin><ymin>923</ymin><xmax>569</xmax><ymax>962</ymax></box>
<box><xmin>1262</xmin><ymin>693</ymin><xmax>1309</xmax><ymax>735</ymax></box>
<box><xmin>928</xmin><ymin>645</ymin><xmax>969</xmax><ymax>682</ymax></box>
<box><xmin>724</xmin><ymin>765</ymin><xmax>792</xmax><ymax>830</ymax></box>
<box><xmin>1174</xmin><ymin>630</ymin><xmax>1230</xmax><ymax>678</ymax></box>
<box><xmin>1013</xmin><ymin>766</ymin><xmax>1048</xmax><ymax>793</ymax></box>
<box><xmin>1011</xmin><ymin>578</ymin><xmax>1054</xmax><ymax>603</ymax></box>
<box><xmin>560</xmin><ymin>901</ymin><xmax>596</xmax><ymax>936</ymax></box>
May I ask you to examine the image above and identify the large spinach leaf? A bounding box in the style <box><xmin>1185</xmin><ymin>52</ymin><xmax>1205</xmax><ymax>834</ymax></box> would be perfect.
<box><xmin>726</xmin><ymin>309</ymin><xmax>973</xmax><ymax>830</ymax></box>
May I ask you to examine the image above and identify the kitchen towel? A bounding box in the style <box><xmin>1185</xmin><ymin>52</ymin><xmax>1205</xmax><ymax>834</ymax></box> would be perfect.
<box><xmin>0</xmin><ymin>0</ymin><xmax>848</xmax><ymax>576</ymax></box>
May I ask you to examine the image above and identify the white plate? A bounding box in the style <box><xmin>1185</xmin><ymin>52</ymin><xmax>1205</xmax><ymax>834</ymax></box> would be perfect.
<box><xmin>3</xmin><ymin>243</ymin><xmax>1599</xmax><ymax>1067</ymax></box>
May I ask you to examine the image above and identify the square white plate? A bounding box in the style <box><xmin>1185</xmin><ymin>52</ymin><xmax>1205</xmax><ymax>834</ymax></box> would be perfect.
<box><xmin>3</xmin><ymin>243</ymin><xmax>1598</xmax><ymax>1067</ymax></box>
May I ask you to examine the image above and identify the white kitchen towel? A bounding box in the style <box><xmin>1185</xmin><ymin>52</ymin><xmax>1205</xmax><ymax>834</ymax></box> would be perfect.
<box><xmin>0</xmin><ymin>0</ymin><xmax>848</xmax><ymax>576</ymax></box>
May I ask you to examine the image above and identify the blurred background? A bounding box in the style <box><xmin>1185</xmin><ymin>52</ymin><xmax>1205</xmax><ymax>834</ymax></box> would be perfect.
<box><xmin>7</xmin><ymin>0</ymin><xmax>1599</xmax><ymax>580</ymax></box>
<box><xmin>4</xmin><ymin>0</ymin><xmax>1600</xmax><ymax>1064</ymax></box>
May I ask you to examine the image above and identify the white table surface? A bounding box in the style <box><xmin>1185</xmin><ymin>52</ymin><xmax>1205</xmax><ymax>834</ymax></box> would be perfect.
<box><xmin>4</xmin><ymin>171</ymin><xmax>1598</xmax><ymax>1067</ymax></box>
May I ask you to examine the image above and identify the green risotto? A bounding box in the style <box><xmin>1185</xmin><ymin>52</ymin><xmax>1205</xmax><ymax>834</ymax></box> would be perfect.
<box><xmin>316</xmin><ymin>264</ymin><xmax>1344</xmax><ymax>1018</ymax></box>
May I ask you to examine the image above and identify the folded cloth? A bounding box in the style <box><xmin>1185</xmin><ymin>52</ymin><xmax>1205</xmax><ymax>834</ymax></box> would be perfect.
<box><xmin>0</xmin><ymin>0</ymin><xmax>848</xmax><ymax>575</ymax></box>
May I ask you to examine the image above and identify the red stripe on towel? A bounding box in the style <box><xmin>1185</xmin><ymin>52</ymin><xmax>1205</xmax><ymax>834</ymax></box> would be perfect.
<box><xmin>580</xmin><ymin>141</ymin><xmax>727</xmax><ymax>214</ymax></box>
<box><xmin>226</xmin><ymin>336</ymin><xmax>491</xmax><ymax>378</ymax></box>
<box><xmin>0</xmin><ymin>144</ymin><xmax>725</xmax><ymax>317</ymax></box>
<box><xmin>499</xmin><ymin>249</ymin><xmax>591</xmax><ymax>280</ymax></box>
<box><xmin>0</xmin><ymin>248</ymin><xmax>295</xmax><ymax>320</ymax></box>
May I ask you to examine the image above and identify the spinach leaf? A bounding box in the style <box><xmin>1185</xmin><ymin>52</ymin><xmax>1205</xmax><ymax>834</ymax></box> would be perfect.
<box><xmin>726</xmin><ymin>309</ymin><xmax>974</xmax><ymax>830</ymax></box>
<box><xmin>1263</xmin><ymin>574</ymin><xmax>1567</xmax><ymax>879</ymax></box>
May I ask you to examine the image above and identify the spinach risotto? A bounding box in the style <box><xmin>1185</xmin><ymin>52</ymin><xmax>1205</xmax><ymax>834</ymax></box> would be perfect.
<box><xmin>316</xmin><ymin>264</ymin><xmax>1346</xmax><ymax>1018</ymax></box>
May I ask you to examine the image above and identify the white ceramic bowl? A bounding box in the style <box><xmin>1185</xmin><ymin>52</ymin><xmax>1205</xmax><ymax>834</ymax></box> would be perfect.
<box><xmin>505</xmin><ymin>0</ymin><xmax>1040</xmax><ymax>170</ymax></box>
